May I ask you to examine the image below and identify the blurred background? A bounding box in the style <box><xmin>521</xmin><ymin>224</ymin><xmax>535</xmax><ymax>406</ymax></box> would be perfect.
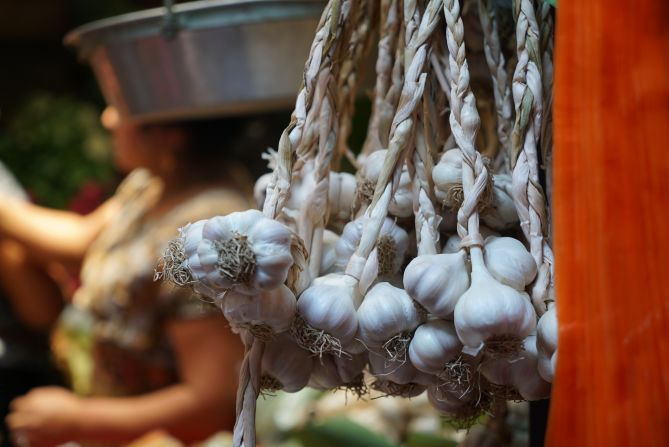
<box><xmin>0</xmin><ymin>1</ymin><xmax>169</xmax><ymax>210</ymax></box>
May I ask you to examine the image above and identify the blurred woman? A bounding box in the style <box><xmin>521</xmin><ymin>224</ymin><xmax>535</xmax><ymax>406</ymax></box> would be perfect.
<box><xmin>0</xmin><ymin>107</ymin><xmax>283</xmax><ymax>446</ymax></box>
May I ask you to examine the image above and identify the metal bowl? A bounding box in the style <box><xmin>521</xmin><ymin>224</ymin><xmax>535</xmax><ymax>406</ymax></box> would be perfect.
<box><xmin>64</xmin><ymin>0</ymin><xmax>325</xmax><ymax>123</ymax></box>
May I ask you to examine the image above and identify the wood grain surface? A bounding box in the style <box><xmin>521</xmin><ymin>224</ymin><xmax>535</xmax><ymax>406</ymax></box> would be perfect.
<box><xmin>547</xmin><ymin>1</ymin><xmax>669</xmax><ymax>445</ymax></box>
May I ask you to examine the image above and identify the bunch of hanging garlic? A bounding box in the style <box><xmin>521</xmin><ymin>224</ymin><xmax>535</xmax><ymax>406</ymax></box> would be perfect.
<box><xmin>155</xmin><ymin>0</ymin><xmax>557</xmax><ymax>444</ymax></box>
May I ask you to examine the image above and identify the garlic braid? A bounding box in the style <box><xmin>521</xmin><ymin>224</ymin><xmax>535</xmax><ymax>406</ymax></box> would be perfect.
<box><xmin>237</xmin><ymin>4</ymin><xmax>349</xmax><ymax>447</ymax></box>
<box><xmin>347</xmin><ymin>0</ymin><xmax>442</xmax><ymax>280</ymax></box>
<box><xmin>413</xmin><ymin>108</ymin><xmax>440</xmax><ymax>256</ymax></box>
<box><xmin>510</xmin><ymin>0</ymin><xmax>554</xmax><ymax>315</ymax></box>
<box><xmin>361</xmin><ymin>0</ymin><xmax>400</xmax><ymax>156</ymax></box>
<box><xmin>334</xmin><ymin>0</ymin><xmax>376</xmax><ymax>168</ymax></box>
<box><xmin>478</xmin><ymin>0</ymin><xmax>513</xmax><ymax>174</ymax></box>
<box><xmin>442</xmin><ymin>0</ymin><xmax>489</xmax><ymax>246</ymax></box>
<box><xmin>262</xmin><ymin>1</ymin><xmax>342</xmax><ymax>220</ymax></box>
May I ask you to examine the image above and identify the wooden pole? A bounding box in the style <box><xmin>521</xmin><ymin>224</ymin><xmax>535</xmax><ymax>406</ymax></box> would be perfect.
<box><xmin>547</xmin><ymin>1</ymin><xmax>669</xmax><ymax>445</ymax></box>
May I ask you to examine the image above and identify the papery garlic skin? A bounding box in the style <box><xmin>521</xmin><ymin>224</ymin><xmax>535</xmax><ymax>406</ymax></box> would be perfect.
<box><xmin>481</xmin><ymin>174</ymin><xmax>519</xmax><ymax>230</ymax></box>
<box><xmin>261</xmin><ymin>335</ymin><xmax>313</xmax><ymax>392</ymax></box>
<box><xmin>192</xmin><ymin>210</ymin><xmax>296</xmax><ymax>296</ymax></box>
<box><xmin>403</xmin><ymin>251</ymin><xmax>470</xmax><ymax>319</ymax></box>
<box><xmin>536</xmin><ymin>305</ymin><xmax>558</xmax><ymax>382</ymax></box>
<box><xmin>334</xmin><ymin>216</ymin><xmax>409</xmax><ymax>276</ymax></box>
<box><xmin>409</xmin><ymin>319</ymin><xmax>463</xmax><ymax>375</ymax></box>
<box><xmin>357</xmin><ymin>282</ymin><xmax>425</xmax><ymax>348</ymax></box>
<box><xmin>483</xmin><ymin>236</ymin><xmax>537</xmax><ymax>291</ymax></box>
<box><xmin>357</xmin><ymin>150</ymin><xmax>413</xmax><ymax>218</ymax></box>
<box><xmin>223</xmin><ymin>285</ymin><xmax>296</xmax><ymax>335</ymax></box>
<box><xmin>296</xmin><ymin>273</ymin><xmax>361</xmax><ymax>350</ymax></box>
<box><xmin>454</xmin><ymin>248</ymin><xmax>536</xmax><ymax>354</ymax></box>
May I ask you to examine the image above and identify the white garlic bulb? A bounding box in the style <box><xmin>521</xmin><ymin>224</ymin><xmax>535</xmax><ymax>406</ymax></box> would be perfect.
<box><xmin>454</xmin><ymin>246</ymin><xmax>536</xmax><ymax>356</ymax></box>
<box><xmin>261</xmin><ymin>335</ymin><xmax>313</xmax><ymax>393</ymax></box>
<box><xmin>483</xmin><ymin>236</ymin><xmax>537</xmax><ymax>291</ymax></box>
<box><xmin>329</xmin><ymin>172</ymin><xmax>356</xmax><ymax>223</ymax></box>
<box><xmin>409</xmin><ymin>319</ymin><xmax>463</xmax><ymax>375</ymax></box>
<box><xmin>357</xmin><ymin>150</ymin><xmax>413</xmax><ymax>218</ymax></box>
<box><xmin>368</xmin><ymin>351</ymin><xmax>435</xmax><ymax>397</ymax></box>
<box><xmin>427</xmin><ymin>385</ymin><xmax>470</xmax><ymax>414</ymax></box>
<box><xmin>481</xmin><ymin>174</ymin><xmax>519</xmax><ymax>230</ymax></box>
<box><xmin>222</xmin><ymin>285</ymin><xmax>296</xmax><ymax>336</ymax></box>
<box><xmin>432</xmin><ymin>148</ymin><xmax>463</xmax><ymax>208</ymax></box>
<box><xmin>320</xmin><ymin>230</ymin><xmax>340</xmax><ymax>275</ymax></box>
<box><xmin>403</xmin><ymin>251</ymin><xmax>470</xmax><ymax>319</ymax></box>
<box><xmin>536</xmin><ymin>304</ymin><xmax>558</xmax><ymax>382</ymax></box>
<box><xmin>308</xmin><ymin>353</ymin><xmax>367</xmax><ymax>390</ymax></box>
<box><xmin>186</xmin><ymin>210</ymin><xmax>297</xmax><ymax>296</ymax></box>
<box><xmin>294</xmin><ymin>273</ymin><xmax>362</xmax><ymax>355</ymax></box>
<box><xmin>334</xmin><ymin>216</ymin><xmax>409</xmax><ymax>278</ymax></box>
<box><xmin>479</xmin><ymin>334</ymin><xmax>551</xmax><ymax>401</ymax></box>
<box><xmin>357</xmin><ymin>282</ymin><xmax>425</xmax><ymax>354</ymax></box>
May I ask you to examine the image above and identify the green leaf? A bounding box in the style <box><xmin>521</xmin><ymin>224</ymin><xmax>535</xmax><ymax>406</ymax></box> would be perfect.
<box><xmin>407</xmin><ymin>432</ymin><xmax>459</xmax><ymax>447</ymax></box>
<box><xmin>291</xmin><ymin>417</ymin><xmax>399</xmax><ymax>447</ymax></box>
<box><xmin>546</xmin><ymin>0</ymin><xmax>556</xmax><ymax>6</ymax></box>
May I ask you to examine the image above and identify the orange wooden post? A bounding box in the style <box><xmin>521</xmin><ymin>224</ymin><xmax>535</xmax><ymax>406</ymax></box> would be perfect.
<box><xmin>547</xmin><ymin>1</ymin><xmax>669</xmax><ymax>445</ymax></box>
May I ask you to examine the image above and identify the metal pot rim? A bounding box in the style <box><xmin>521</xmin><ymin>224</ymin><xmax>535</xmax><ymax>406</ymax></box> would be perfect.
<box><xmin>64</xmin><ymin>0</ymin><xmax>324</xmax><ymax>57</ymax></box>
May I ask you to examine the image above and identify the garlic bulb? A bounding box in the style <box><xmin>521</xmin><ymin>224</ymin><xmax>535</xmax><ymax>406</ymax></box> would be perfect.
<box><xmin>432</xmin><ymin>148</ymin><xmax>463</xmax><ymax>208</ymax></box>
<box><xmin>261</xmin><ymin>335</ymin><xmax>313</xmax><ymax>393</ymax></box>
<box><xmin>357</xmin><ymin>150</ymin><xmax>413</xmax><ymax>218</ymax></box>
<box><xmin>294</xmin><ymin>273</ymin><xmax>362</xmax><ymax>356</ymax></box>
<box><xmin>536</xmin><ymin>304</ymin><xmax>558</xmax><ymax>382</ymax></box>
<box><xmin>329</xmin><ymin>172</ymin><xmax>356</xmax><ymax>223</ymax></box>
<box><xmin>368</xmin><ymin>350</ymin><xmax>434</xmax><ymax>397</ymax></box>
<box><xmin>184</xmin><ymin>210</ymin><xmax>297</xmax><ymax>296</ymax></box>
<box><xmin>403</xmin><ymin>251</ymin><xmax>470</xmax><ymax>319</ymax></box>
<box><xmin>409</xmin><ymin>319</ymin><xmax>463</xmax><ymax>375</ymax></box>
<box><xmin>481</xmin><ymin>174</ymin><xmax>519</xmax><ymax>230</ymax></box>
<box><xmin>441</xmin><ymin>227</ymin><xmax>499</xmax><ymax>254</ymax></box>
<box><xmin>320</xmin><ymin>230</ymin><xmax>340</xmax><ymax>275</ymax></box>
<box><xmin>309</xmin><ymin>353</ymin><xmax>367</xmax><ymax>390</ymax></box>
<box><xmin>479</xmin><ymin>334</ymin><xmax>551</xmax><ymax>401</ymax></box>
<box><xmin>334</xmin><ymin>216</ymin><xmax>409</xmax><ymax>278</ymax></box>
<box><xmin>222</xmin><ymin>285</ymin><xmax>296</xmax><ymax>337</ymax></box>
<box><xmin>357</xmin><ymin>282</ymin><xmax>425</xmax><ymax>358</ymax></box>
<box><xmin>483</xmin><ymin>236</ymin><xmax>537</xmax><ymax>291</ymax></box>
<box><xmin>427</xmin><ymin>385</ymin><xmax>470</xmax><ymax>414</ymax></box>
<box><xmin>454</xmin><ymin>246</ymin><xmax>536</xmax><ymax>356</ymax></box>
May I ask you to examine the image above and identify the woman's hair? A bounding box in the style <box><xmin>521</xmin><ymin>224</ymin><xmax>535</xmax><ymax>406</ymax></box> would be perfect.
<box><xmin>142</xmin><ymin>110</ymin><xmax>290</xmax><ymax>180</ymax></box>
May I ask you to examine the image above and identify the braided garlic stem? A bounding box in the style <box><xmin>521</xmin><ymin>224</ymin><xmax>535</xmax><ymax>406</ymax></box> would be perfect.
<box><xmin>334</xmin><ymin>0</ymin><xmax>376</xmax><ymax>167</ymax></box>
<box><xmin>361</xmin><ymin>0</ymin><xmax>399</xmax><ymax>156</ymax></box>
<box><xmin>442</xmin><ymin>0</ymin><xmax>489</xmax><ymax>245</ymax></box>
<box><xmin>511</xmin><ymin>0</ymin><xmax>553</xmax><ymax>315</ymax></box>
<box><xmin>263</xmin><ymin>1</ymin><xmax>342</xmax><ymax>219</ymax></box>
<box><xmin>478</xmin><ymin>0</ymin><xmax>513</xmax><ymax>173</ymax></box>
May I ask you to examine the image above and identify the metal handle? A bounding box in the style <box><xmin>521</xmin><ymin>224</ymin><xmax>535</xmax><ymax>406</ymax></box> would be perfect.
<box><xmin>161</xmin><ymin>0</ymin><xmax>179</xmax><ymax>39</ymax></box>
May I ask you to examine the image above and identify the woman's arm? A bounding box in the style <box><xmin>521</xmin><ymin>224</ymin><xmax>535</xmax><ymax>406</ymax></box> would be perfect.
<box><xmin>0</xmin><ymin>238</ymin><xmax>63</xmax><ymax>331</ymax></box>
<box><xmin>8</xmin><ymin>315</ymin><xmax>245</xmax><ymax>446</ymax></box>
<box><xmin>0</xmin><ymin>196</ymin><xmax>120</xmax><ymax>264</ymax></box>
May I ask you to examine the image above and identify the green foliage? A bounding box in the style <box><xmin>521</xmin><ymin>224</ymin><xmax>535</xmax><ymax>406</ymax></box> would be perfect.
<box><xmin>0</xmin><ymin>94</ymin><xmax>114</xmax><ymax>208</ymax></box>
<box><xmin>291</xmin><ymin>417</ymin><xmax>399</xmax><ymax>447</ymax></box>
